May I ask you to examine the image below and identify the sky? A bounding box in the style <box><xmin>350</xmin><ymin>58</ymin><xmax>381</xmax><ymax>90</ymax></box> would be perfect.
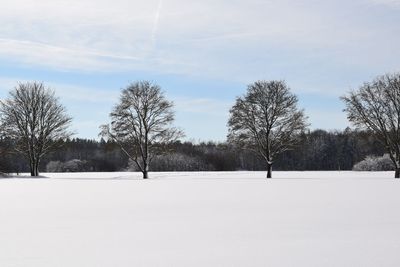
<box><xmin>0</xmin><ymin>0</ymin><xmax>399</xmax><ymax>142</ymax></box>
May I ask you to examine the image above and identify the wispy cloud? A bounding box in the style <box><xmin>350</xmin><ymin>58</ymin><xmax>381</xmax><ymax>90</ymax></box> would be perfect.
<box><xmin>50</xmin><ymin>84</ymin><xmax>119</xmax><ymax>104</ymax></box>
<box><xmin>369</xmin><ymin>0</ymin><xmax>400</xmax><ymax>7</ymax></box>
<box><xmin>151</xmin><ymin>0</ymin><xmax>163</xmax><ymax>48</ymax></box>
<box><xmin>0</xmin><ymin>76</ymin><xmax>118</xmax><ymax>104</ymax></box>
<box><xmin>0</xmin><ymin>0</ymin><xmax>399</xmax><ymax>94</ymax></box>
<box><xmin>172</xmin><ymin>96</ymin><xmax>231</xmax><ymax>116</ymax></box>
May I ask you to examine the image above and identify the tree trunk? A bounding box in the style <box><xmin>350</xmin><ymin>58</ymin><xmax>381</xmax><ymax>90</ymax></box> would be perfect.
<box><xmin>35</xmin><ymin>162</ymin><xmax>39</xmax><ymax>177</ymax></box>
<box><xmin>29</xmin><ymin>157</ymin><xmax>40</xmax><ymax>177</ymax></box>
<box><xmin>29</xmin><ymin>160</ymin><xmax>35</xmax><ymax>176</ymax></box>
<box><xmin>395</xmin><ymin>168</ymin><xmax>400</xmax><ymax>179</ymax></box>
<box><xmin>142</xmin><ymin>163</ymin><xmax>149</xmax><ymax>179</ymax></box>
<box><xmin>267</xmin><ymin>162</ymin><xmax>272</xmax><ymax>178</ymax></box>
<box><xmin>142</xmin><ymin>158</ymin><xmax>149</xmax><ymax>179</ymax></box>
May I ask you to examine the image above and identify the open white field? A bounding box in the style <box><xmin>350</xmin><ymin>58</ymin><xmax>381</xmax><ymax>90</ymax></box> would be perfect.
<box><xmin>0</xmin><ymin>171</ymin><xmax>399</xmax><ymax>267</ymax></box>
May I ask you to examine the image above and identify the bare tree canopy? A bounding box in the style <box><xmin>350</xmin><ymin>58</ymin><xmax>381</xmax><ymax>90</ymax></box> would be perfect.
<box><xmin>228</xmin><ymin>80</ymin><xmax>308</xmax><ymax>178</ymax></box>
<box><xmin>100</xmin><ymin>81</ymin><xmax>184</xmax><ymax>179</ymax></box>
<box><xmin>0</xmin><ymin>82</ymin><xmax>72</xmax><ymax>176</ymax></box>
<box><xmin>341</xmin><ymin>73</ymin><xmax>400</xmax><ymax>178</ymax></box>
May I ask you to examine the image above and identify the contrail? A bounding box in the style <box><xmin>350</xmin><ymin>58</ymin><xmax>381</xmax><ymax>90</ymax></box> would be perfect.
<box><xmin>151</xmin><ymin>0</ymin><xmax>163</xmax><ymax>48</ymax></box>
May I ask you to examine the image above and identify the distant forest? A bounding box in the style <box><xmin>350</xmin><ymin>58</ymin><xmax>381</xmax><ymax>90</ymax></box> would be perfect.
<box><xmin>0</xmin><ymin>128</ymin><xmax>384</xmax><ymax>173</ymax></box>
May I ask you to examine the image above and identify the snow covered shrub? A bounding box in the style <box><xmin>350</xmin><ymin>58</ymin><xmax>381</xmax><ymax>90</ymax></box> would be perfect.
<box><xmin>62</xmin><ymin>159</ymin><xmax>91</xmax><ymax>172</ymax></box>
<box><xmin>46</xmin><ymin>161</ymin><xmax>63</xmax><ymax>172</ymax></box>
<box><xmin>353</xmin><ymin>154</ymin><xmax>394</xmax><ymax>171</ymax></box>
<box><xmin>46</xmin><ymin>159</ymin><xmax>92</xmax><ymax>172</ymax></box>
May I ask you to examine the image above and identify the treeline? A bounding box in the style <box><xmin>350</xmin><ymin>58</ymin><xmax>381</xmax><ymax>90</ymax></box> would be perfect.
<box><xmin>0</xmin><ymin>128</ymin><xmax>385</xmax><ymax>173</ymax></box>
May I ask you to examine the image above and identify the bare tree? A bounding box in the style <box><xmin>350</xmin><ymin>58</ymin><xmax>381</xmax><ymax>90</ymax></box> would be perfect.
<box><xmin>100</xmin><ymin>81</ymin><xmax>184</xmax><ymax>179</ymax></box>
<box><xmin>0</xmin><ymin>127</ymin><xmax>10</xmax><ymax>175</ymax></box>
<box><xmin>228</xmin><ymin>80</ymin><xmax>308</xmax><ymax>178</ymax></box>
<box><xmin>341</xmin><ymin>73</ymin><xmax>400</xmax><ymax>178</ymax></box>
<box><xmin>0</xmin><ymin>82</ymin><xmax>72</xmax><ymax>176</ymax></box>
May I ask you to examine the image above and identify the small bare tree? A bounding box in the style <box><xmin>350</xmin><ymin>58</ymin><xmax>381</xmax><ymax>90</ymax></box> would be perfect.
<box><xmin>0</xmin><ymin>82</ymin><xmax>72</xmax><ymax>176</ymax></box>
<box><xmin>228</xmin><ymin>80</ymin><xmax>308</xmax><ymax>178</ymax></box>
<box><xmin>341</xmin><ymin>73</ymin><xmax>400</xmax><ymax>178</ymax></box>
<box><xmin>100</xmin><ymin>81</ymin><xmax>183</xmax><ymax>179</ymax></box>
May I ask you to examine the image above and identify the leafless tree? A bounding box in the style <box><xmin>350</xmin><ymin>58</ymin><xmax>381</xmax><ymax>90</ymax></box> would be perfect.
<box><xmin>0</xmin><ymin>127</ymin><xmax>9</xmax><ymax>175</ymax></box>
<box><xmin>341</xmin><ymin>73</ymin><xmax>400</xmax><ymax>178</ymax></box>
<box><xmin>100</xmin><ymin>81</ymin><xmax>184</xmax><ymax>179</ymax></box>
<box><xmin>228</xmin><ymin>80</ymin><xmax>308</xmax><ymax>178</ymax></box>
<box><xmin>0</xmin><ymin>82</ymin><xmax>72</xmax><ymax>176</ymax></box>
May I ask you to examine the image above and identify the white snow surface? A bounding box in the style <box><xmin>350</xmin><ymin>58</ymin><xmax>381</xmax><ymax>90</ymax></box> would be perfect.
<box><xmin>1</xmin><ymin>171</ymin><xmax>400</xmax><ymax>267</ymax></box>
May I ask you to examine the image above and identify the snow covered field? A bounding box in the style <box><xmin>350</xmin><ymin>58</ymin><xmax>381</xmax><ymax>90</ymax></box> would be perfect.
<box><xmin>0</xmin><ymin>171</ymin><xmax>399</xmax><ymax>267</ymax></box>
